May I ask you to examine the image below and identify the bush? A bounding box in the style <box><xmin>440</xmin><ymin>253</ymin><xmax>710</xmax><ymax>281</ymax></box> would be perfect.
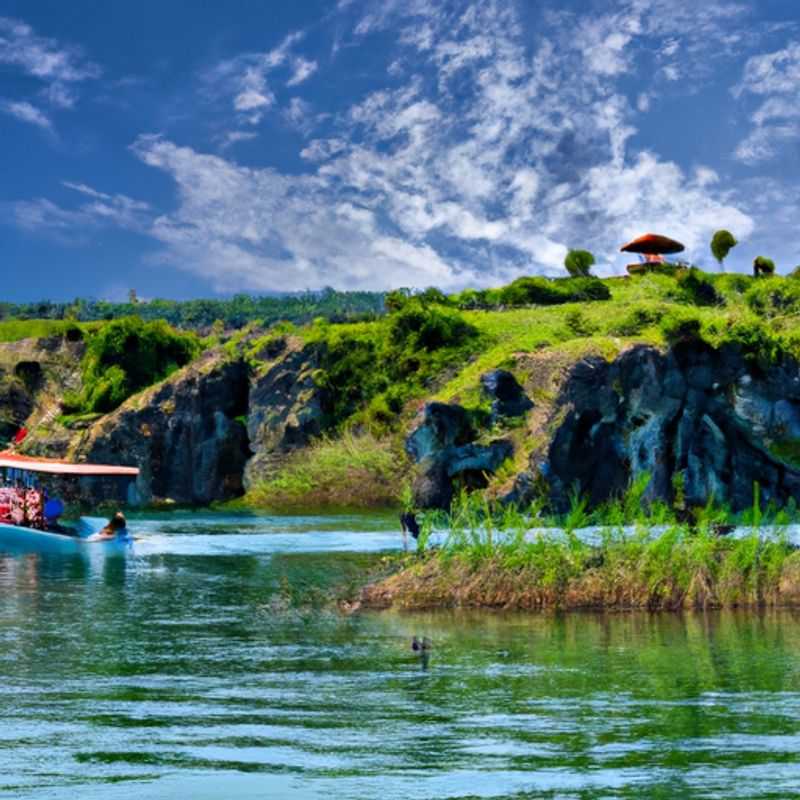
<box><xmin>70</xmin><ymin>317</ymin><xmax>199</xmax><ymax>413</ymax></box>
<box><xmin>389</xmin><ymin>301</ymin><xmax>476</xmax><ymax>351</ymax></box>
<box><xmin>312</xmin><ymin>302</ymin><xmax>480</xmax><ymax>430</ymax></box>
<box><xmin>754</xmin><ymin>256</ymin><xmax>776</xmax><ymax>277</ymax></box>
<box><xmin>498</xmin><ymin>276</ymin><xmax>610</xmax><ymax>307</ymax></box>
<box><xmin>564</xmin><ymin>249</ymin><xmax>595</xmax><ymax>278</ymax></box>
<box><xmin>660</xmin><ymin>310</ymin><xmax>703</xmax><ymax>343</ymax></box>
<box><xmin>746</xmin><ymin>278</ymin><xmax>800</xmax><ymax>318</ymax></box>
<box><xmin>710</xmin><ymin>230</ymin><xmax>738</xmax><ymax>268</ymax></box>
<box><xmin>676</xmin><ymin>268</ymin><xmax>722</xmax><ymax>307</ymax></box>
<box><xmin>609</xmin><ymin>305</ymin><xmax>665</xmax><ymax>336</ymax></box>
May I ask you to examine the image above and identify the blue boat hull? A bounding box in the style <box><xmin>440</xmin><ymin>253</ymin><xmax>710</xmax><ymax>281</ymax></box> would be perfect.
<box><xmin>0</xmin><ymin>518</ymin><xmax>131</xmax><ymax>555</ymax></box>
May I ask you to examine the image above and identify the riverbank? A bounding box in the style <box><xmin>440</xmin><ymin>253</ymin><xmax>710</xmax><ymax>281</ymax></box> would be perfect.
<box><xmin>359</xmin><ymin>525</ymin><xmax>800</xmax><ymax>611</ymax></box>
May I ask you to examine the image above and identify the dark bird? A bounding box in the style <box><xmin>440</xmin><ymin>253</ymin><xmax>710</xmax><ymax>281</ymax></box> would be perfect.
<box><xmin>411</xmin><ymin>636</ymin><xmax>431</xmax><ymax>652</ymax></box>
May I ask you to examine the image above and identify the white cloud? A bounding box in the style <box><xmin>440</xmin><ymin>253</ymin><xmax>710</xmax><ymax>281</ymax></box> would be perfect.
<box><xmin>0</xmin><ymin>100</ymin><xmax>52</xmax><ymax>130</ymax></box>
<box><xmin>208</xmin><ymin>30</ymin><xmax>315</xmax><ymax>125</ymax></box>
<box><xmin>13</xmin><ymin>182</ymin><xmax>151</xmax><ymax>242</ymax></box>
<box><xmin>287</xmin><ymin>57</ymin><xmax>318</xmax><ymax>86</ymax></box>
<box><xmin>16</xmin><ymin>0</ymin><xmax>760</xmax><ymax>289</ymax></box>
<box><xmin>0</xmin><ymin>16</ymin><xmax>99</xmax><ymax>122</ymax></box>
<box><xmin>733</xmin><ymin>41</ymin><xmax>800</xmax><ymax>164</ymax></box>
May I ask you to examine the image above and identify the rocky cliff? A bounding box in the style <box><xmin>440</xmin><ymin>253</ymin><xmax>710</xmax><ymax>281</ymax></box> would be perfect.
<box><xmin>5</xmin><ymin>329</ymin><xmax>800</xmax><ymax>513</ymax></box>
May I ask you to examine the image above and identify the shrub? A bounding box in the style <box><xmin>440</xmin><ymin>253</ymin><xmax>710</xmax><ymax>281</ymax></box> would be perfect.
<box><xmin>790</xmin><ymin>267</ymin><xmax>800</xmax><ymax>279</ymax></box>
<box><xmin>69</xmin><ymin>317</ymin><xmax>199</xmax><ymax>413</ymax></box>
<box><xmin>564</xmin><ymin>249</ymin><xmax>595</xmax><ymax>278</ymax></box>
<box><xmin>389</xmin><ymin>301</ymin><xmax>476</xmax><ymax>351</ymax></box>
<box><xmin>754</xmin><ymin>256</ymin><xmax>776</xmax><ymax>277</ymax></box>
<box><xmin>710</xmin><ymin>230</ymin><xmax>738</xmax><ymax>269</ymax></box>
<box><xmin>746</xmin><ymin>278</ymin><xmax>800</xmax><ymax>318</ymax></box>
<box><xmin>498</xmin><ymin>276</ymin><xmax>610</xmax><ymax>307</ymax></box>
<box><xmin>660</xmin><ymin>310</ymin><xmax>703</xmax><ymax>343</ymax></box>
<box><xmin>676</xmin><ymin>268</ymin><xmax>722</xmax><ymax>307</ymax></box>
<box><xmin>564</xmin><ymin>309</ymin><xmax>597</xmax><ymax>337</ymax></box>
<box><xmin>609</xmin><ymin>305</ymin><xmax>665</xmax><ymax>336</ymax></box>
<box><xmin>312</xmin><ymin>302</ymin><xmax>480</xmax><ymax>430</ymax></box>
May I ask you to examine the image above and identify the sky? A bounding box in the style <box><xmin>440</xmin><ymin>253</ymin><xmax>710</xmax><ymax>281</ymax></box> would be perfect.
<box><xmin>1</xmin><ymin>0</ymin><xmax>799</xmax><ymax>302</ymax></box>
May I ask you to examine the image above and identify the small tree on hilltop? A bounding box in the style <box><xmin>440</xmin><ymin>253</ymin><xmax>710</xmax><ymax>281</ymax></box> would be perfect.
<box><xmin>789</xmin><ymin>266</ymin><xmax>800</xmax><ymax>279</ymax></box>
<box><xmin>710</xmin><ymin>230</ymin><xmax>737</xmax><ymax>271</ymax></box>
<box><xmin>753</xmin><ymin>256</ymin><xmax>776</xmax><ymax>277</ymax></box>
<box><xmin>564</xmin><ymin>249</ymin><xmax>595</xmax><ymax>278</ymax></box>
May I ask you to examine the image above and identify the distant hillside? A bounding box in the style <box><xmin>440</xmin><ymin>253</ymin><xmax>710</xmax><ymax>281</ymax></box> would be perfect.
<box><xmin>0</xmin><ymin>287</ymin><xmax>387</xmax><ymax>332</ymax></box>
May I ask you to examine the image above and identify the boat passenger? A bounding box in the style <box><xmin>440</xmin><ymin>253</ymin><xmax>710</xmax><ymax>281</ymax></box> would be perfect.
<box><xmin>92</xmin><ymin>511</ymin><xmax>129</xmax><ymax>541</ymax></box>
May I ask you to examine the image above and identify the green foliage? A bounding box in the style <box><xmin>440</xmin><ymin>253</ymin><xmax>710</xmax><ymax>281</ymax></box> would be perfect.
<box><xmin>564</xmin><ymin>309</ymin><xmax>597</xmax><ymax>338</ymax></box>
<box><xmin>753</xmin><ymin>256</ymin><xmax>776</xmax><ymax>277</ymax></box>
<box><xmin>710</xmin><ymin>229</ymin><xmax>738</xmax><ymax>267</ymax></box>
<box><xmin>675</xmin><ymin>268</ymin><xmax>722</xmax><ymax>307</ymax></box>
<box><xmin>564</xmin><ymin>249</ymin><xmax>595</xmax><ymax>278</ymax></box>
<box><xmin>245</xmin><ymin>432</ymin><xmax>406</xmax><ymax>511</ymax></box>
<box><xmin>746</xmin><ymin>277</ymin><xmax>800</xmax><ymax>318</ymax></box>
<box><xmin>0</xmin><ymin>288</ymin><xmax>386</xmax><ymax>332</ymax></box>
<box><xmin>310</xmin><ymin>301</ymin><xmax>481</xmax><ymax>430</ymax></box>
<box><xmin>67</xmin><ymin>317</ymin><xmax>199</xmax><ymax>413</ymax></box>
<box><xmin>608</xmin><ymin>305</ymin><xmax>665</xmax><ymax>336</ymax></box>
<box><xmin>0</xmin><ymin>319</ymin><xmax>87</xmax><ymax>343</ymax></box>
<box><xmin>659</xmin><ymin>309</ymin><xmax>703</xmax><ymax>343</ymax></box>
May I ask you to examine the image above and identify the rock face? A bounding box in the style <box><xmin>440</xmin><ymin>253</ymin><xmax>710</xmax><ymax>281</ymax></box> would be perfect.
<box><xmin>406</xmin><ymin>402</ymin><xmax>513</xmax><ymax>509</ymax></box>
<box><xmin>67</xmin><ymin>351</ymin><xmax>251</xmax><ymax>506</ymax></box>
<box><xmin>244</xmin><ymin>343</ymin><xmax>328</xmax><ymax>489</ymax></box>
<box><xmin>480</xmin><ymin>369</ymin><xmax>533</xmax><ymax>422</ymax></box>
<box><xmin>538</xmin><ymin>341</ymin><xmax>800</xmax><ymax>512</ymax></box>
<box><xmin>0</xmin><ymin>336</ymin><xmax>84</xmax><ymax>443</ymax></box>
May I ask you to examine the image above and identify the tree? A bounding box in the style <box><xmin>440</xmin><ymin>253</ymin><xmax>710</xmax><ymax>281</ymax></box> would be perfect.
<box><xmin>564</xmin><ymin>249</ymin><xmax>595</xmax><ymax>277</ymax></box>
<box><xmin>753</xmin><ymin>256</ymin><xmax>776</xmax><ymax>277</ymax></box>
<box><xmin>710</xmin><ymin>230</ymin><xmax>738</xmax><ymax>271</ymax></box>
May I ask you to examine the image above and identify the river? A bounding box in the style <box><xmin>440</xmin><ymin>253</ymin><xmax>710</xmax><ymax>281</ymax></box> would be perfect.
<box><xmin>2</xmin><ymin>512</ymin><xmax>800</xmax><ymax>799</ymax></box>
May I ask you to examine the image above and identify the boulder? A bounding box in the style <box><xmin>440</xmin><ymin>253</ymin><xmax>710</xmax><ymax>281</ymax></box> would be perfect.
<box><xmin>480</xmin><ymin>369</ymin><xmax>533</xmax><ymax>421</ymax></box>
<box><xmin>406</xmin><ymin>401</ymin><xmax>513</xmax><ymax>509</ymax></box>
<box><xmin>537</xmin><ymin>341</ymin><xmax>800</xmax><ymax>513</ymax></box>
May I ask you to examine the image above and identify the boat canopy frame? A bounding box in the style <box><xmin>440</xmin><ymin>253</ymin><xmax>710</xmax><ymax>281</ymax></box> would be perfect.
<box><xmin>0</xmin><ymin>451</ymin><xmax>139</xmax><ymax>477</ymax></box>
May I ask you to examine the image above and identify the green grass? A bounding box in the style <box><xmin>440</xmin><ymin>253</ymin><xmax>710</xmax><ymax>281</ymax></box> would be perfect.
<box><xmin>365</xmin><ymin>486</ymin><xmax>800</xmax><ymax>610</ymax></box>
<box><xmin>0</xmin><ymin>319</ymin><xmax>88</xmax><ymax>343</ymax></box>
<box><xmin>244</xmin><ymin>431</ymin><xmax>410</xmax><ymax>511</ymax></box>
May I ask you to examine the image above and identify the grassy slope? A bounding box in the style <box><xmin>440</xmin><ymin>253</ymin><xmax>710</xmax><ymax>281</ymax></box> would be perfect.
<box><xmin>243</xmin><ymin>271</ymin><xmax>800</xmax><ymax>511</ymax></box>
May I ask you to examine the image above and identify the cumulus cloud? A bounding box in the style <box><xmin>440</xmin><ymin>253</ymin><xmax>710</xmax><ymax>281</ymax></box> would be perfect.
<box><xmin>14</xmin><ymin>0</ymin><xmax>761</xmax><ymax>289</ymax></box>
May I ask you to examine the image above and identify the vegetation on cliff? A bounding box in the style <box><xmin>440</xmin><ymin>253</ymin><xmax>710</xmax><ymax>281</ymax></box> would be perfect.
<box><xmin>63</xmin><ymin>317</ymin><xmax>200</xmax><ymax>414</ymax></box>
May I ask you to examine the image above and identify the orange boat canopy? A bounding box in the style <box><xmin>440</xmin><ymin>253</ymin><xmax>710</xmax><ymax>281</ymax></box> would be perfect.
<box><xmin>0</xmin><ymin>451</ymin><xmax>139</xmax><ymax>477</ymax></box>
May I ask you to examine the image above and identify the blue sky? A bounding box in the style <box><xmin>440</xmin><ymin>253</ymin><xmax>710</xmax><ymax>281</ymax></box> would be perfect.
<box><xmin>1</xmin><ymin>0</ymin><xmax>799</xmax><ymax>302</ymax></box>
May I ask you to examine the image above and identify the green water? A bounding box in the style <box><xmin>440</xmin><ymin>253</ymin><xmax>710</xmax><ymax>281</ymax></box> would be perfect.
<box><xmin>2</xmin><ymin>513</ymin><xmax>800</xmax><ymax>799</ymax></box>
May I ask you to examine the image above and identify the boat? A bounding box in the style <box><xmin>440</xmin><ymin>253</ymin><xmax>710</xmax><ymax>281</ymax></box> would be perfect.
<box><xmin>0</xmin><ymin>452</ymin><xmax>139</xmax><ymax>553</ymax></box>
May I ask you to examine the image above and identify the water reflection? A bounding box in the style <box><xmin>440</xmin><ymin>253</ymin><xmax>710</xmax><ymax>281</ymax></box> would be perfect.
<box><xmin>0</xmin><ymin>515</ymin><xmax>799</xmax><ymax>799</ymax></box>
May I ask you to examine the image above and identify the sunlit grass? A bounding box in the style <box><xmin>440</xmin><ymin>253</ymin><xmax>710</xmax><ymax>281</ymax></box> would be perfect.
<box><xmin>244</xmin><ymin>431</ymin><xmax>409</xmax><ymax>511</ymax></box>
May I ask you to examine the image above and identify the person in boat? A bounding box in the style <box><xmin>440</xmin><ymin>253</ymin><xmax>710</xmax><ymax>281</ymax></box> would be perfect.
<box><xmin>91</xmin><ymin>511</ymin><xmax>129</xmax><ymax>541</ymax></box>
